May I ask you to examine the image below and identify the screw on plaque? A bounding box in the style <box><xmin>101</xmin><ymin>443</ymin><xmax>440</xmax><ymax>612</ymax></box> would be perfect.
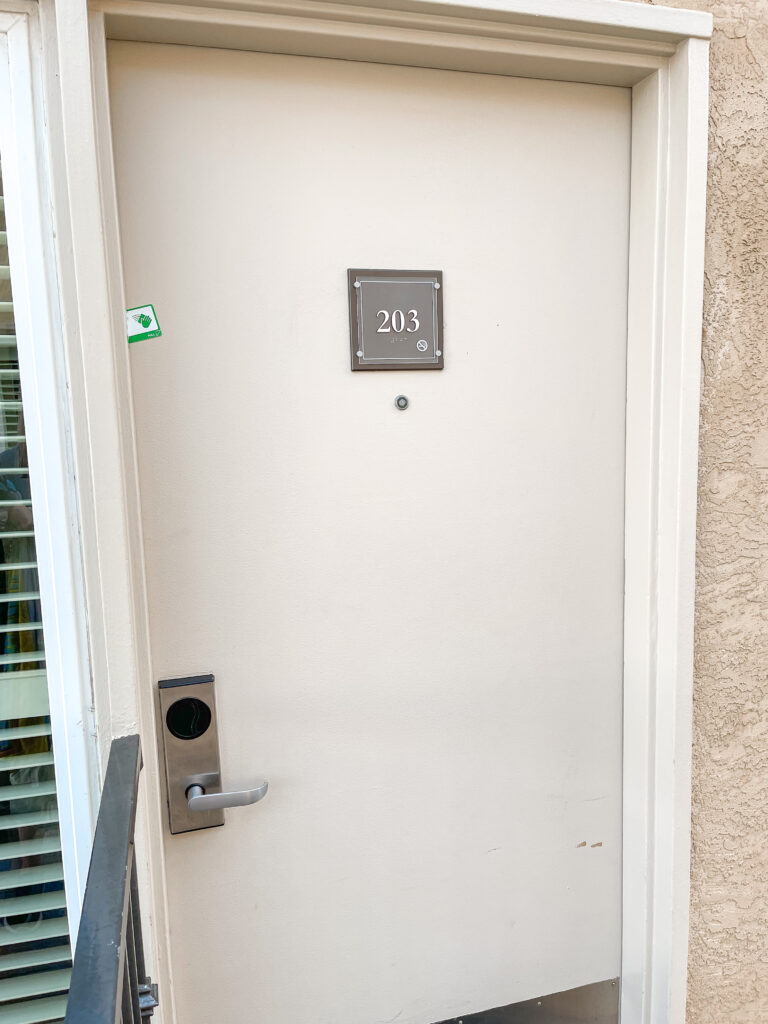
<box><xmin>395</xmin><ymin>395</ymin><xmax>409</xmax><ymax>410</ymax></box>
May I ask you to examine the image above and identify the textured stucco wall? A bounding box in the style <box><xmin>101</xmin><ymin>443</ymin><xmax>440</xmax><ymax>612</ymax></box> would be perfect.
<box><xmin>630</xmin><ymin>1</ymin><xmax>768</xmax><ymax>1020</ymax></box>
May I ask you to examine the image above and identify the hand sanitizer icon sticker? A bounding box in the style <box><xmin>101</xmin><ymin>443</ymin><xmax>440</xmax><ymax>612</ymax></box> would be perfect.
<box><xmin>126</xmin><ymin>303</ymin><xmax>162</xmax><ymax>344</ymax></box>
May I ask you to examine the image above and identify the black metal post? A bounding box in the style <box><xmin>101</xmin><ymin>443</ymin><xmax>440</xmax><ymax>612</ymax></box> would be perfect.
<box><xmin>64</xmin><ymin>734</ymin><xmax>158</xmax><ymax>1024</ymax></box>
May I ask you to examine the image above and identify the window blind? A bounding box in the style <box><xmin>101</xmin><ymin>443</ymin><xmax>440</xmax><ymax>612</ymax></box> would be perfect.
<box><xmin>0</xmin><ymin>166</ymin><xmax>71</xmax><ymax>1024</ymax></box>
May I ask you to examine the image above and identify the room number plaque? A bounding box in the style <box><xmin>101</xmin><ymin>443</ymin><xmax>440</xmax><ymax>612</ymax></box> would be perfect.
<box><xmin>348</xmin><ymin>269</ymin><xmax>444</xmax><ymax>370</ymax></box>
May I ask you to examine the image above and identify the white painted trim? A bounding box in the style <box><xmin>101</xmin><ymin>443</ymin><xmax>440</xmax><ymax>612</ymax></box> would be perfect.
<box><xmin>97</xmin><ymin>0</ymin><xmax>713</xmax><ymax>45</ymax></box>
<box><xmin>0</xmin><ymin>4</ymin><xmax>98</xmax><ymax>940</ymax></box>
<box><xmin>43</xmin><ymin>1</ymin><xmax>709</xmax><ymax>1022</ymax></box>
<box><xmin>96</xmin><ymin>0</ymin><xmax>684</xmax><ymax>88</ymax></box>
<box><xmin>622</xmin><ymin>63</ymin><xmax>665</xmax><ymax>1024</ymax></box>
<box><xmin>93</xmin><ymin>11</ymin><xmax>180</xmax><ymax>1019</ymax></box>
<box><xmin>620</xmin><ymin>37</ymin><xmax>708</xmax><ymax>1023</ymax></box>
<box><xmin>22</xmin><ymin>1</ymin><xmax>179</xmax><ymax>1018</ymax></box>
<box><xmin>650</xmin><ymin>38</ymin><xmax>709</xmax><ymax>1024</ymax></box>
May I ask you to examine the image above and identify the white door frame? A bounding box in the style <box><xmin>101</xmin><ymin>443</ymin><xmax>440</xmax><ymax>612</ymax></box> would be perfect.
<box><xmin>47</xmin><ymin>1</ymin><xmax>710</xmax><ymax>1022</ymax></box>
<box><xmin>0</xmin><ymin>1</ymin><xmax>98</xmax><ymax>941</ymax></box>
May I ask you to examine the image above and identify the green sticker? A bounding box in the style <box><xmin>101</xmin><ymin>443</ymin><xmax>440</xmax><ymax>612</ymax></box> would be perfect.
<box><xmin>126</xmin><ymin>303</ymin><xmax>162</xmax><ymax>344</ymax></box>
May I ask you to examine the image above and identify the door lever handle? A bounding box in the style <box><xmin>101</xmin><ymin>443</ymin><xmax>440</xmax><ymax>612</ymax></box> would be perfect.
<box><xmin>186</xmin><ymin>780</ymin><xmax>268</xmax><ymax>812</ymax></box>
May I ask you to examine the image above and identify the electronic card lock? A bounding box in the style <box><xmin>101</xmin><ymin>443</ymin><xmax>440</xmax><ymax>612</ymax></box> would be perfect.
<box><xmin>158</xmin><ymin>674</ymin><xmax>268</xmax><ymax>834</ymax></box>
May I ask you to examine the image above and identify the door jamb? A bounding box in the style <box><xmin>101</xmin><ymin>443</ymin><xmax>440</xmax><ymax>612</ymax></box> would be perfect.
<box><xmin>55</xmin><ymin>1</ymin><xmax>710</xmax><ymax>1021</ymax></box>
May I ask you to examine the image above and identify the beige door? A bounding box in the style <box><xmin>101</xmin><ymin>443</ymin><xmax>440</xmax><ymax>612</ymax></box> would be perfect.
<box><xmin>109</xmin><ymin>41</ymin><xmax>629</xmax><ymax>1024</ymax></box>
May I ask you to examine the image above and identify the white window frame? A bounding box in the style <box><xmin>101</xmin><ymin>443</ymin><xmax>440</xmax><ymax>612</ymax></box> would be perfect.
<box><xmin>0</xmin><ymin>1</ymin><xmax>98</xmax><ymax>941</ymax></box>
<box><xmin>40</xmin><ymin>1</ymin><xmax>711</xmax><ymax>1022</ymax></box>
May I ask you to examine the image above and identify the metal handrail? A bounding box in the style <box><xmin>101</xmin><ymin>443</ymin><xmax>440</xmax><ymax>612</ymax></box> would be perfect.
<box><xmin>64</xmin><ymin>734</ymin><xmax>159</xmax><ymax>1023</ymax></box>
